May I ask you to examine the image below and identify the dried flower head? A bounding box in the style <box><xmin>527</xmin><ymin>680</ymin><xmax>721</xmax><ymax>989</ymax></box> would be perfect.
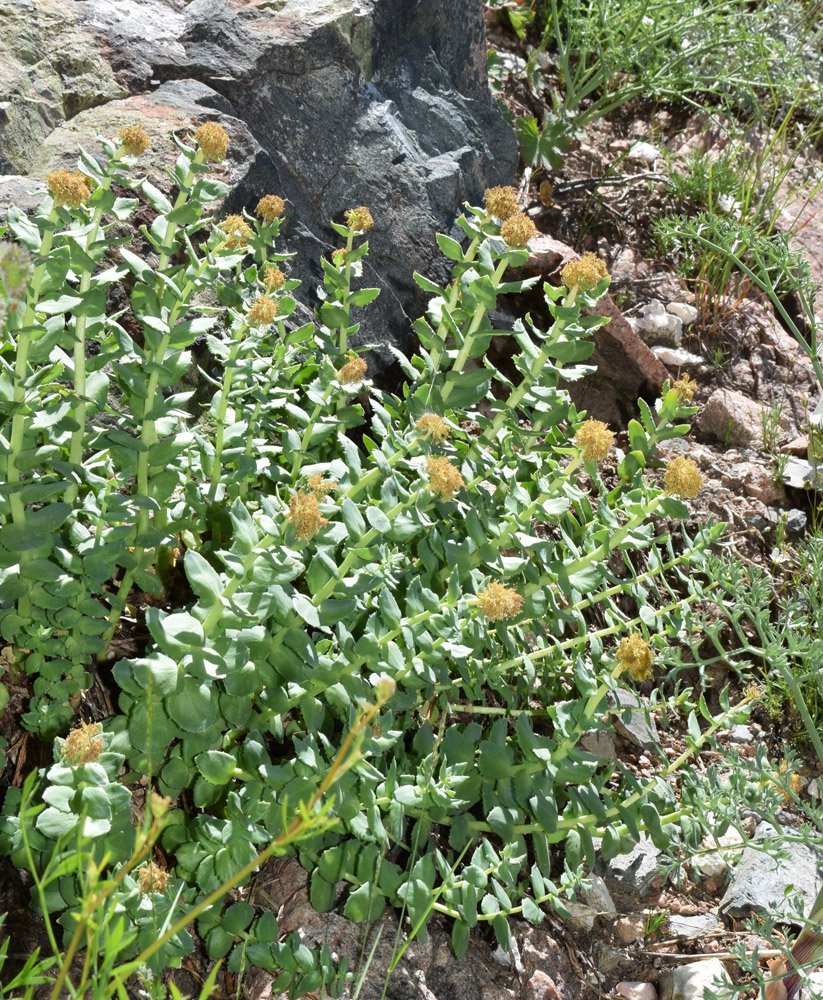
<box><xmin>561</xmin><ymin>252</ymin><xmax>609</xmax><ymax>291</ymax></box>
<box><xmin>484</xmin><ymin>185</ymin><xmax>519</xmax><ymax>220</ymax></box>
<box><xmin>673</xmin><ymin>373</ymin><xmax>697</xmax><ymax>403</ymax></box>
<box><xmin>345</xmin><ymin>206</ymin><xmax>374</xmax><ymax>232</ymax></box>
<box><xmin>247</xmin><ymin>294</ymin><xmax>278</xmax><ymax>326</ymax></box>
<box><xmin>137</xmin><ymin>861</ymin><xmax>169</xmax><ymax>895</ymax></box>
<box><xmin>263</xmin><ymin>266</ymin><xmax>285</xmax><ymax>292</ymax></box>
<box><xmin>46</xmin><ymin>169</ymin><xmax>90</xmax><ymax>208</ymax></box>
<box><xmin>415</xmin><ymin>413</ymin><xmax>450</xmax><ymax>443</ymax></box>
<box><xmin>427</xmin><ymin>456</ymin><xmax>464</xmax><ymax>500</ymax></box>
<box><xmin>308</xmin><ymin>473</ymin><xmax>338</xmax><ymax>498</ymax></box>
<box><xmin>615</xmin><ymin>634</ymin><xmax>654</xmax><ymax>681</ymax></box>
<box><xmin>0</xmin><ymin>242</ymin><xmax>33</xmax><ymax>301</ymax></box>
<box><xmin>220</xmin><ymin>214</ymin><xmax>252</xmax><ymax>250</ymax></box>
<box><xmin>289</xmin><ymin>490</ymin><xmax>327</xmax><ymax>540</ymax></box>
<box><xmin>774</xmin><ymin>760</ymin><xmax>803</xmax><ymax>802</ymax></box>
<box><xmin>500</xmin><ymin>212</ymin><xmax>536</xmax><ymax>248</ymax></box>
<box><xmin>539</xmin><ymin>180</ymin><xmax>554</xmax><ymax>206</ymax></box>
<box><xmin>257</xmin><ymin>194</ymin><xmax>285</xmax><ymax>224</ymax></box>
<box><xmin>61</xmin><ymin>720</ymin><xmax>103</xmax><ymax>765</ymax></box>
<box><xmin>664</xmin><ymin>456</ymin><xmax>704</xmax><ymax>498</ymax></box>
<box><xmin>194</xmin><ymin>121</ymin><xmax>229</xmax><ymax>161</ymax></box>
<box><xmin>574</xmin><ymin>419</ymin><xmax>614</xmax><ymax>463</ymax></box>
<box><xmin>117</xmin><ymin>124</ymin><xmax>151</xmax><ymax>157</ymax></box>
<box><xmin>337</xmin><ymin>353</ymin><xmax>368</xmax><ymax>385</ymax></box>
<box><xmin>478</xmin><ymin>581</ymin><xmax>523</xmax><ymax>622</ymax></box>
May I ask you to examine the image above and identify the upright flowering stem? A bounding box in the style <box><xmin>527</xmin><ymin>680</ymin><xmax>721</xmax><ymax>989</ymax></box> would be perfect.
<box><xmin>208</xmin><ymin>332</ymin><xmax>247</xmax><ymax>504</ymax></box>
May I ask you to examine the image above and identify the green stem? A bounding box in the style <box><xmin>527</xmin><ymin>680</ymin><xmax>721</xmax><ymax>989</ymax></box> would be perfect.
<box><xmin>208</xmin><ymin>334</ymin><xmax>246</xmax><ymax>503</ymax></box>
<box><xmin>427</xmin><ymin>228</ymin><xmax>487</xmax><ymax>373</ymax></box>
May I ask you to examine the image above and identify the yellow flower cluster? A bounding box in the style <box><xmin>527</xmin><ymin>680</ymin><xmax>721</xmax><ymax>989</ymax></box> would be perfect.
<box><xmin>61</xmin><ymin>720</ymin><xmax>103</xmax><ymax>765</ymax></box>
<box><xmin>673</xmin><ymin>373</ymin><xmax>697</xmax><ymax>403</ymax></box>
<box><xmin>345</xmin><ymin>206</ymin><xmax>374</xmax><ymax>232</ymax></box>
<box><xmin>117</xmin><ymin>124</ymin><xmax>151</xmax><ymax>157</ymax></box>
<box><xmin>194</xmin><ymin>121</ymin><xmax>229</xmax><ymax>161</ymax></box>
<box><xmin>484</xmin><ymin>185</ymin><xmax>519</xmax><ymax>220</ymax></box>
<box><xmin>500</xmin><ymin>212</ymin><xmax>536</xmax><ymax>249</ymax></box>
<box><xmin>307</xmin><ymin>473</ymin><xmax>338</xmax><ymax>498</ymax></box>
<box><xmin>560</xmin><ymin>252</ymin><xmax>609</xmax><ymax>291</ymax></box>
<box><xmin>220</xmin><ymin>214</ymin><xmax>251</xmax><ymax>249</ymax></box>
<box><xmin>615</xmin><ymin>634</ymin><xmax>654</xmax><ymax>681</ymax></box>
<box><xmin>774</xmin><ymin>760</ymin><xmax>803</xmax><ymax>802</ymax></box>
<box><xmin>427</xmin><ymin>456</ymin><xmax>464</xmax><ymax>500</ymax></box>
<box><xmin>264</xmin><ymin>266</ymin><xmax>285</xmax><ymax>292</ymax></box>
<box><xmin>289</xmin><ymin>490</ymin><xmax>327</xmax><ymax>540</ymax></box>
<box><xmin>46</xmin><ymin>169</ymin><xmax>91</xmax><ymax>208</ymax></box>
<box><xmin>574</xmin><ymin>419</ymin><xmax>614</xmax><ymax>463</ymax></box>
<box><xmin>415</xmin><ymin>413</ymin><xmax>450</xmax><ymax>443</ymax></box>
<box><xmin>137</xmin><ymin>861</ymin><xmax>169</xmax><ymax>895</ymax></box>
<box><xmin>337</xmin><ymin>354</ymin><xmax>368</xmax><ymax>385</ymax></box>
<box><xmin>478</xmin><ymin>581</ymin><xmax>523</xmax><ymax>622</ymax></box>
<box><xmin>257</xmin><ymin>194</ymin><xmax>285</xmax><ymax>223</ymax></box>
<box><xmin>664</xmin><ymin>456</ymin><xmax>703</xmax><ymax>498</ymax></box>
<box><xmin>247</xmin><ymin>294</ymin><xmax>278</xmax><ymax>326</ymax></box>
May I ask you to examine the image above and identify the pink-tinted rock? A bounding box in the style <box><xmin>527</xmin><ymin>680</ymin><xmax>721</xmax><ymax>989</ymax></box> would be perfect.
<box><xmin>699</xmin><ymin>388</ymin><xmax>767</xmax><ymax>448</ymax></box>
<box><xmin>616</xmin><ymin>983</ymin><xmax>658</xmax><ymax>1000</ymax></box>
<box><xmin>523</xmin><ymin>970</ymin><xmax>562</xmax><ymax>1000</ymax></box>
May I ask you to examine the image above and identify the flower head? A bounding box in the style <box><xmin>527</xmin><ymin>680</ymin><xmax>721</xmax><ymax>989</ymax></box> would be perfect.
<box><xmin>615</xmin><ymin>634</ymin><xmax>654</xmax><ymax>681</ymax></box>
<box><xmin>220</xmin><ymin>214</ymin><xmax>251</xmax><ymax>249</ymax></box>
<box><xmin>263</xmin><ymin>266</ymin><xmax>285</xmax><ymax>292</ymax></box>
<box><xmin>673</xmin><ymin>373</ymin><xmax>697</xmax><ymax>403</ymax></box>
<box><xmin>289</xmin><ymin>490</ymin><xmax>327</xmax><ymax>540</ymax></box>
<box><xmin>345</xmin><ymin>206</ymin><xmax>373</xmax><ymax>233</ymax></box>
<box><xmin>500</xmin><ymin>212</ymin><xmax>536</xmax><ymax>248</ymax></box>
<box><xmin>337</xmin><ymin>353</ymin><xmax>368</xmax><ymax>385</ymax></box>
<box><xmin>415</xmin><ymin>413</ymin><xmax>450</xmax><ymax>443</ymax></box>
<box><xmin>61</xmin><ymin>721</ymin><xmax>103</xmax><ymax>765</ymax></box>
<box><xmin>117</xmin><ymin>124</ymin><xmax>151</xmax><ymax>157</ymax></box>
<box><xmin>561</xmin><ymin>252</ymin><xmax>609</xmax><ymax>291</ymax></box>
<box><xmin>664</xmin><ymin>456</ymin><xmax>703</xmax><ymax>498</ymax></box>
<box><xmin>574</xmin><ymin>419</ymin><xmax>614</xmax><ymax>463</ymax></box>
<box><xmin>194</xmin><ymin>121</ymin><xmax>229</xmax><ymax>161</ymax></box>
<box><xmin>257</xmin><ymin>194</ymin><xmax>285</xmax><ymax>224</ymax></box>
<box><xmin>137</xmin><ymin>861</ymin><xmax>169</xmax><ymax>895</ymax></box>
<box><xmin>478</xmin><ymin>581</ymin><xmax>523</xmax><ymax>622</ymax></box>
<box><xmin>308</xmin><ymin>473</ymin><xmax>338</xmax><ymax>498</ymax></box>
<box><xmin>427</xmin><ymin>456</ymin><xmax>464</xmax><ymax>500</ymax></box>
<box><xmin>247</xmin><ymin>294</ymin><xmax>278</xmax><ymax>326</ymax></box>
<box><xmin>773</xmin><ymin>760</ymin><xmax>803</xmax><ymax>802</ymax></box>
<box><xmin>0</xmin><ymin>242</ymin><xmax>33</xmax><ymax>302</ymax></box>
<box><xmin>484</xmin><ymin>185</ymin><xmax>519</xmax><ymax>221</ymax></box>
<box><xmin>46</xmin><ymin>169</ymin><xmax>90</xmax><ymax>208</ymax></box>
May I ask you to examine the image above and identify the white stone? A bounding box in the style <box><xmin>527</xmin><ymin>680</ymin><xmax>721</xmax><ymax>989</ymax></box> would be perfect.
<box><xmin>667</xmin><ymin>301</ymin><xmax>699</xmax><ymax>325</ymax></box>
<box><xmin>651</xmin><ymin>346</ymin><xmax>705</xmax><ymax>367</ymax></box>
<box><xmin>808</xmin><ymin>778</ymin><xmax>819</xmax><ymax>800</ymax></box>
<box><xmin>659</xmin><ymin>958</ymin><xmax>730</xmax><ymax>1000</ymax></box>
<box><xmin>581</xmin><ymin>873</ymin><xmax>617</xmax><ymax>915</ymax></box>
<box><xmin>629</xmin><ymin>141</ymin><xmax>662</xmax><ymax>164</ymax></box>
<box><xmin>617</xmin><ymin>983</ymin><xmax>657</xmax><ymax>1000</ymax></box>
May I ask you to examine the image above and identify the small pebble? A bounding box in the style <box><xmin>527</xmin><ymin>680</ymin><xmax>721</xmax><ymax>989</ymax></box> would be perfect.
<box><xmin>616</xmin><ymin>983</ymin><xmax>657</xmax><ymax>1000</ymax></box>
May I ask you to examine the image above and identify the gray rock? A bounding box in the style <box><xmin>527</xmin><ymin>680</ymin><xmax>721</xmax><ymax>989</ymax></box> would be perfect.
<box><xmin>609</xmin><ymin>687</ymin><xmax>660</xmax><ymax>752</ymax></box>
<box><xmin>659</xmin><ymin>959</ymin><xmax>730</xmax><ymax>1000</ymax></box>
<box><xmin>667</xmin><ymin>913</ymin><xmax>722</xmax><ymax>938</ymax></box>
<box><xmin>699</xmin><ymin>388</ymin><xmax>768</xmax><ymax>448</ymax></box>
<box><xmin>1</xmin><ymin>0</ymin><xmax>518</xmax><ymax>378</ymax></box>
<box><xmin>580</xmin><ymin>873</ymin><xmax>616</xmax><ymax>915</ymax></box>
<box><xmin>782</xmin><ymin>458</ymin><xmax>822</xmax><ymax>490</ymax></box>
<box><xmin>596</xmin><ymin>835</ymin><xmax>662</xmax><ymax>895</ymax></box>
<box><xmin>581</xmin><ymin>729</ymin><xmax>616</xmax><ymax>760</ymax></box>
<box><xmin>631</xmin><ymin>299</ymin><xmax>683</xmax><ymax>347</ymax></box>
<box><xmin>719</xmin><ymin>824</ymin><xmax>823</xmax><ymax>921</ymax></box>
<box><xmin>785</xmin><ymin>508</ymin><xmax>808</xmax><ymax>534</ymax></box>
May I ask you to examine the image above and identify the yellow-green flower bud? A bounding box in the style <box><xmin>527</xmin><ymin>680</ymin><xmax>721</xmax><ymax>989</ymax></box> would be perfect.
<box><xmin>345</xmin><ymin>206</ymin><xmax>374</xmax><ymax>232</ymax></box>
<box><xmin>673</xmin><ymin>373</ymin><xmax>697</xmax><ymax>402</ymax></box>
<box><xmin>247</xmin><ymin>294</ymin><xmax>278</xmax><ymax>326</ymax></box>
<box><xmin>415</xmin><ymin>413</ymin><xmax>450</xmax><ymax>443</ymax></box>
<box><xmin>478</xmin><ymin>581</ymin><xmax>523</xmax><ymax>622</ymax></box>
<box><xmin>664</xmin><ymin>456</ymin><xmax>703</xmax><ymax>498</ymax></box>
<box><xmin>560</xmin><ymin>252</ymin><xmax>609</xmax><ymax>291</ymax></box>
<box><xmin>220</xmin><ymin>214</ymin><xmax>251</xmax><ymax>249</ymax></box>
<box><xmin>615</xmin><ymin>634</ymin><xmax>654</xmax><ymax>681</ymax></box>
<box><xmin>263</xmin><ymin>266</ymin><xmax>286</xmax><ymax>292</ymax></box>
<box><xmin>574</xmin><ymin>419</ymin><xmax>614</xmax><ymax>463</ymax></box>
<box><xmin>426</xmin><ymin>456</ymin><xmax>464</xmax><ymax>500</ymax></box>
<box><xmin>194</xmin><ymin>121</ymin><xmax>229</xmax><ymax>161</ymax></box>
<box><xmin>117</xmin><ymin>124</ymin><xmax>151</xmax><ymax>156</ymax></box>
<box><xmin>61</xmin><ymin>721</ymin><xmax>103</xmax><ymax>765</ymax></box>
<box><xmin>484</xmin><ymin>185</ymin><xmax>519</xmax><ymax>220</ymax></box>
<box><xmin>257</xmin><ymin>194</ymin><xmax>285</xmax><ymax>223</ymax></box>
<box><xmin>337</xmin><ymin>353</ymin><xmax>368</xmax><ymax>385</ymax></box>
<box><xmin>500</xmin><ymin>212</ymin><xmax>536</xmax><ymax>248</ymax></box>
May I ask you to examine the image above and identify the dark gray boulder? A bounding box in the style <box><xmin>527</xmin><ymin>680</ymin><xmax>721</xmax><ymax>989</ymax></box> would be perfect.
<box><xmin>1</xmin><ymin>0</ymin><xmax>517</xmax><ymax>375</ymax></box>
